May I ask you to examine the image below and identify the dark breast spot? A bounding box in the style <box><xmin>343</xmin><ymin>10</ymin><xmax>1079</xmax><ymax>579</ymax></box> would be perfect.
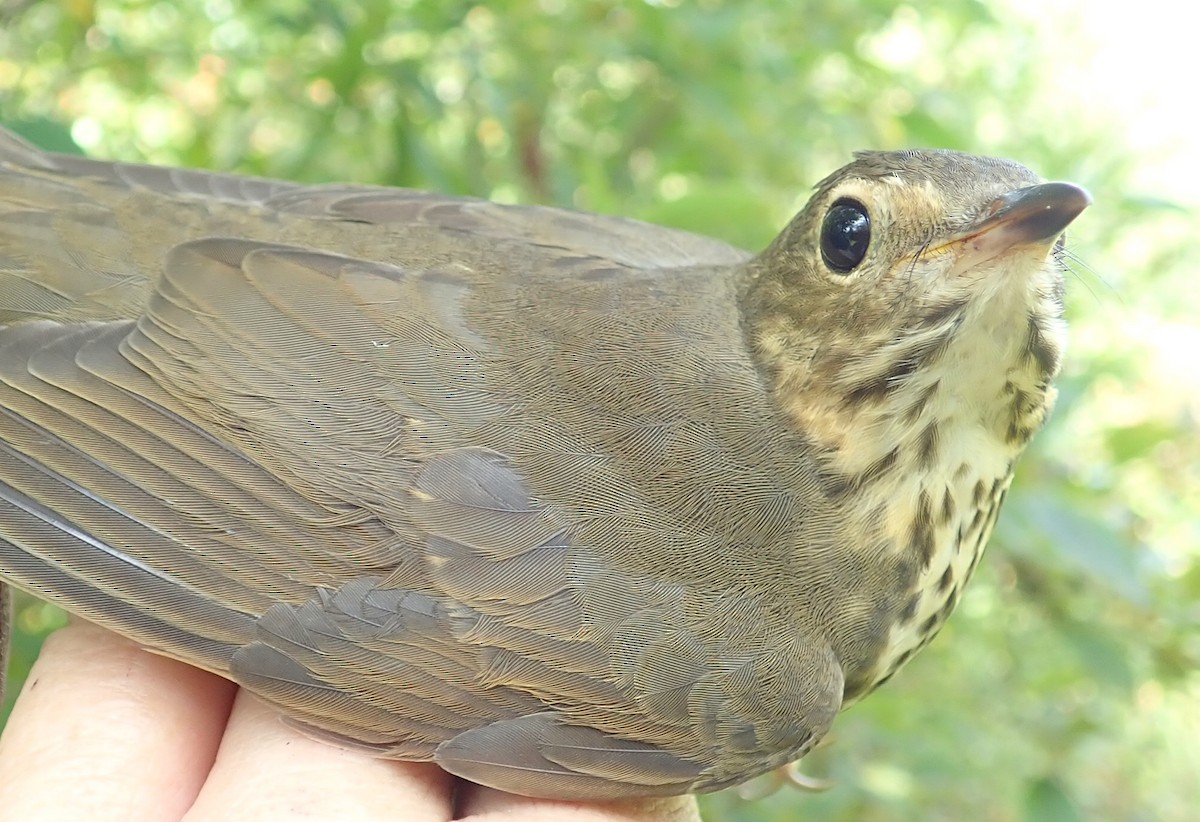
<box><xmin>908</xmin><ymin>489</ymin><xmax>935</xmax><ymax>568</ymax></box>
<box><xmin>920</xmin><ymin>299</ymin><xmax>967</xmax><ymax>329</ymax></box>
<box><xmin>972</xmin><ymin>479</ymin><xmax>987</xmax><ymax>507</ymax></box>
<box><xmin>903</xmin><ymin>380</ymin><xmax>940</xmax><ymax>424</ymax></box>
<box><xmin>1007</xmin><ymin>418</ymin><xmax>1035</xmax><ymax>445</ymax></box>
<box><xmin>937</xmin><ymin>589</ymin><xmax>960</xmax><ymax>623</ymax></box>
<box><xmin>937</xmin><ymin>565</ymin><xmax>954</xmax><ymax>592</ymax></box>
<box><xmin>823</xmin><ymin>448</ymin><xmax>898</xmax><ymax>498</ymax></box>
<box><xmin>969</xmin><ymin>506</ymin><xmax>985</xmax><ymax>533</ymax></box>
<box><xmin>862</xmin><ymin>446</ymin><xmax>900</xmax><ymax>485</ymax></box>
<box><xmin>843</xmin><ymin>357</ymin><xmax>920</xmax><ymax>407</ymax></box>
<box><xmin>916</xmin><ymin>421</ymin><xmax>939</xmax><ymax>468</ymax></box>
<box><xmin>1024</xmin><ymin>312</ymin><xmax>1060</xmax><ymax>377</ymax></box>
<box><xmin>938</xmin><ymin>487</ymin><xmax>955</xmax><ymax>526</ymax></box>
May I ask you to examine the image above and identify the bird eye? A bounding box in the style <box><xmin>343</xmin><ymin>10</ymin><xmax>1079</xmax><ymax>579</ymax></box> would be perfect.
<box><xmin>820</xmin><ymin>198</ymin><xmax>871</xmax><ymax>273</ymax></box>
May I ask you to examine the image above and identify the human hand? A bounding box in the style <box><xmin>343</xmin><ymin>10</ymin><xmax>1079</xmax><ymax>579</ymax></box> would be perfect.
<box><xmin>0</xmin><ymin>621</ymin><xmax>701</xmax><ymax>821</ymax></box>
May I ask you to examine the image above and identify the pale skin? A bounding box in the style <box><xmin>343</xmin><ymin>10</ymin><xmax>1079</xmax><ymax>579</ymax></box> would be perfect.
<box><xmin>0</xmin><ymin>621</ymin><xmax>700</xmax><ymax>822</ymax></box>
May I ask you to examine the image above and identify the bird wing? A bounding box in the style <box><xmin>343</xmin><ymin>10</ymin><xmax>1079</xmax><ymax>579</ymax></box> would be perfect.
<box><xmin>0</xmin><ymin>128</ymin><xmax>842</xmax><ymax>797</ymax></box>
<box><xmin>0</xmin><ymin>126</ymin><xmax>747</xmax><ymax>327</ymax></box>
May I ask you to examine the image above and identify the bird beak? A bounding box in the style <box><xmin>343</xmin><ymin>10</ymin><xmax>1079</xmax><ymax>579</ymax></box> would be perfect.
<box><xmin>946</xmin><ymin>181</ymin><xmax>1092</xmax><ymax>274</ymax></box>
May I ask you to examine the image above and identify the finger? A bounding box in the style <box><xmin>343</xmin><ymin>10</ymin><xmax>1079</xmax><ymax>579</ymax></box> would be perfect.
<box><xmin>186</xmin><ymin>690</ymin><xmax>453</xmax><ymax>822</ymax></box>
<box><xmin>0</xmin><ymin>619</ymin><xmax>236</xmax><ymax>821</ymax></box>
<box><xmin>457</xmin><ymin>784</ymin><xmax>703</xmax><ymax>822</ymax></box>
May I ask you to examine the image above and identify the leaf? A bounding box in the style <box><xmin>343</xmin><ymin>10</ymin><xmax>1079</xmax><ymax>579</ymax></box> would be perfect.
<box><xmin>1058</xmin><ymin>617</ymin><xmax>1137</xmax><ymax>694</ymax></box>
<box><xmin>4</xmin><ymin>118</ymin><xmax>81</xmax><ymax>156</ymax></box>
<box><xmin>1016</xmin><ymin>495</ymin><xmax>1150</xmax><ymax>606</ymax></box>
<box><xmin>1105</xmin><ymin>420</ymin><xmax>1179</xmax><ymax>465</ymax></box>
<box><xmin>1023</xmin><ymin>777</ymin><xmax>1084</xmax><ymax>822</ymax></box>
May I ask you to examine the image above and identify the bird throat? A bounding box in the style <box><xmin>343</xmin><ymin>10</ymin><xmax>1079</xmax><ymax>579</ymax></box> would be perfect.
<box><xmin>754</xmin><ymin>291</ymin><xmax>1059</xmax><ymax>701</ymax></box>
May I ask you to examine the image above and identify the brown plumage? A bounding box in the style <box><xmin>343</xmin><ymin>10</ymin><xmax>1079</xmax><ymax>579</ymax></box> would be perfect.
<box><xmin>0</xmin><ymin>128</ymin><xmax>1088</xmax><ymax>798</ymax></box>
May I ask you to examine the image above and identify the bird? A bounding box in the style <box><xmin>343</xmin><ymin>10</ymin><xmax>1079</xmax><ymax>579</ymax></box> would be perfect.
<box><xmin>0</xmin><ymin>125</ymin><xmax>1089</xmax><ymax>799</ymax></box>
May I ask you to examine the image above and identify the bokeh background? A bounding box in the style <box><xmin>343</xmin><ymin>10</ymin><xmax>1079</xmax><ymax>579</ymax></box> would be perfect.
<box><xmin>1</xmin><ymin>2</ymin><xmax>1196</xmax><ymax>820</ymax></box>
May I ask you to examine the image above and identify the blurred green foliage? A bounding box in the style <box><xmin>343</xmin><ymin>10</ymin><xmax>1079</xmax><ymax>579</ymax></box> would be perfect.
<box><xmin>1</xmin><ymin>1</ymin><xmax>1197</xmax><ymax>820</ymax></box>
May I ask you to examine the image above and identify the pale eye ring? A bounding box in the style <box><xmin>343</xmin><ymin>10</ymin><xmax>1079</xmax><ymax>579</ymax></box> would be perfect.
<box><xmin>820</xmin><ymin>198</ymin><xmax>871</xmax><ymax>273</ymax></box>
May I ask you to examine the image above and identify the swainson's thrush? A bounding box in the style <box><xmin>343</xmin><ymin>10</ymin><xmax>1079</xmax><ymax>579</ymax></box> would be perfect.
<box><xmin>0</xmin><ymin>127</ymin><xmax>1088</xmax><ymax>798</ymax></box>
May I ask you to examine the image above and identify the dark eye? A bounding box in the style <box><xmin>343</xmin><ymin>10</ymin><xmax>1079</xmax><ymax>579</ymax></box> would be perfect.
<box><xmin>820</xmin><ymin>198</ymin><xmax>871</xmax><ymax>273</ymax></box>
